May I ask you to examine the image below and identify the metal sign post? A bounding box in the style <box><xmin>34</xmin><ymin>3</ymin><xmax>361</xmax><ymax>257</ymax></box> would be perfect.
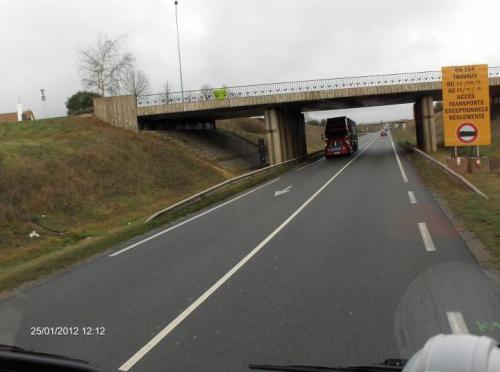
<box><xmin>258</xmin><ymin>139</ymin><xmax>267</xmax><ymax>168</ymax></box>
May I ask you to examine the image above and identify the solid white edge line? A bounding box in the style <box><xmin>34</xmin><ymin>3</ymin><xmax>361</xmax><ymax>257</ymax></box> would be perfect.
<box><xmin>418</xmin><ymin>222</ymin><xmax>436</xmax><ymax>252</ymax></box>
<box><xmin>408</xmin><ymin>191</ymin><xmax>417</xmax><ymax>204</ymax></box>
<box><xmin>118</xmin><ymin>133</ymin><xmax>379</xmax><ymax>372</ymax></box>
<box><xmin>389</xmin><ymin>131</ymin><xmax>408</xmax><ymax>183</ymax></box>
<box><xmin>296</xmin><ymin>157</ymin><xmax>324</xmax><ymax>171</ymax></box>
<box><xmin>447</xmin><ymin>311</ymin><xmax>470</xmax><ymax>334</ymax></box>
<box><xmin>109</xmin><ymin>178</ymin><xmax>280</xmax><ymax>257</ymax></box>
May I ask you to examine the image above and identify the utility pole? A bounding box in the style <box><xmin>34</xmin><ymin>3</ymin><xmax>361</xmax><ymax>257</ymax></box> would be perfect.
<box><xmin>174</xmin><ymin>1</ymin><xmax>184</xmax><ymax>101</ymax></box>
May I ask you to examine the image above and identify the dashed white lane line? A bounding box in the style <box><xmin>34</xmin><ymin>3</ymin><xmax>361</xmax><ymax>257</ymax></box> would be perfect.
<box><xmin>389</xmin><ymin>131</ymin><xmax>408</xmax><ymax>183</ymax></box>
<box><xmin>408</xmin><ymin>191</ymin><xmax>417</xmax><ymax>204</ymax></box>
<box><xmin>447</xmin><ymin>311</ymin><xmax>470</xmax><ymax>334</ymax></box>
<box><xmin>117</xmin><ymin>134</ymin><xmax>379</xmax><ymax>371</ymax></box>
<box><xmin>109</xmin><ymin>178</ymin><xmax>280</xmax><ymax>257</ymax></box>
<box><xmin>418</xmin><ymin>222</ymin><xmax>436</xmax><ymax>252</ymax></box>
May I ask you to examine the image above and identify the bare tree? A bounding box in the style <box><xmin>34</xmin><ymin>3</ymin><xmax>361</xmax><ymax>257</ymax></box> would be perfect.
<box><xmin>200</xmin><ymin>84</ymin><xmax>213</xmax><ymax>100</ymax></box>
<box><xmin>121</xmin><ymin>68</ymin><xmax>151</xmax><ymax>97</ymax></box>
<box><xmin>78</xmin><ymin>35</ymin><xmax>134</xmax><ymax>96</ymax></box>
<box><xmin>162</xmin><ymin>81</ymin><xmax>173</xmax><ymax>103</ymax></box>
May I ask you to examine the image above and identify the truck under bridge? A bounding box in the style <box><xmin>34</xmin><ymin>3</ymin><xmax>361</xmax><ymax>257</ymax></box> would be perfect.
<box><xmin>93</xmin><ymin>67</ymin><xmax>500</xmax><ymax>164</ymax></box>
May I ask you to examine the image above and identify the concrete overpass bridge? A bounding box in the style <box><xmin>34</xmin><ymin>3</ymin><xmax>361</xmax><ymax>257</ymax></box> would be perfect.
<box><xmin>94</xmin><ymin>67</ymin><xmax>500</xmax><ymax>164</ymax></box>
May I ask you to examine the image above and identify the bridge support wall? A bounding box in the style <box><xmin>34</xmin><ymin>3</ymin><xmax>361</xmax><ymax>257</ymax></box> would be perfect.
<box><xmin>93</xmin><ymin>95</ymin><xmax>139</xmax><ymax>132</ymax></box>
<box><xmin>264</xmin><ymin>108</ymin><xmax>307</xmax><ymax>165</ymax></box>
<box><xmin>414</xmin><ymin>96</ymin><xmax>436</xmax><ymax>152</ymax></box>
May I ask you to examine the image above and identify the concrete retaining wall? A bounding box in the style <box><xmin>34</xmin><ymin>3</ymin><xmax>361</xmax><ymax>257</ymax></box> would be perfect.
<box><xmin>93</xmin><ymin>95</ymin><xmax>139</xmax><ymax>132</ymax></box>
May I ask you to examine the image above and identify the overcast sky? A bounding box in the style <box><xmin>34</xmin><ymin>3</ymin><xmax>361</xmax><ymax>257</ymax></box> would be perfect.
<box><xmin>2</xmin><ymin>0</ymin><xmax>500</xmax><ymax>122</ymax></box>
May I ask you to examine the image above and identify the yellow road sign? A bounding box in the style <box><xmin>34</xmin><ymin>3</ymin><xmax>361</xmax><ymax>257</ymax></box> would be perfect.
<box><xmin>442</xmin><ymin>64</ymin><xmax>491</xmax><ymax>146</ymax></box>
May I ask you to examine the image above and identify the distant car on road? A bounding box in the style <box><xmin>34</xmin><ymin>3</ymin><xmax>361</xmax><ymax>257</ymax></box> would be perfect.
<box><xmin>323</xmin><ymin>116</ymin><xmax>358</xmax><ymax>158</ymax></box>
<box><xmin>381</xmin><ymin>131</ymin><xmax>387</xmax><ymax>137</ymax></box>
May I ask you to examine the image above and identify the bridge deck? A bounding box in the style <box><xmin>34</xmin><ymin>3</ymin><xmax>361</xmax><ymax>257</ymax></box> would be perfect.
<box><xmin>137</xmin><ymin>68</ymin><xmax>500</xmax><ymax>120</ymax></box>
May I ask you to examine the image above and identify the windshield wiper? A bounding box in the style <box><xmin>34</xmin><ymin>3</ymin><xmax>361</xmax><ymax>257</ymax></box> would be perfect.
<box><xmin>0</xmin><ymin>344</ymin><xmax>105</xmax><ymax>371</ymax></box>
<box><xmin>249</xmin><ymin>359</ymin><xmax>406</xmax><ymax>372</ymax></box>
<box><xmin>0</xmin><ymin>344</ymin><xmax>88</xmax><ymax>363</ymax></box>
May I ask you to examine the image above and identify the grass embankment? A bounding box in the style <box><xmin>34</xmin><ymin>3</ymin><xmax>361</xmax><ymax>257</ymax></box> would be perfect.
<box><xmin>217</xmin><ymin>118</ymin><xmax>267</xmax><ymax>145</ymax></box>
<box><xmin>216</xmin><ymin>118</ymin><xmax>325</xmax><ymax>153</ymax></box>
<box><xmin>392</xmin><ymin>112</ymin><xmax>500</xmax><ymax>269</ymax></box>
<box><xmin>304</xmin><ymin>125</ymin><xmax>325</xmax><ymax>152</ymax></box>
<box><xmin>0</xmin><ymin>117</ymin><xmax>285</xmax><ymax>293</ymax></box>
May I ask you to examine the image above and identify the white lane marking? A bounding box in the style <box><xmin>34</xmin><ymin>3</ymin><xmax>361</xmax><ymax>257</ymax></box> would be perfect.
<box><xmin>389</xmin><ymin>131</ymin><xmax>408</xmax><ymax>183</ymax></box>
<box><xmin>408</xmin><ymin>191</ymin><xmax>417</xmax><ymax>204</ymax></box>
<box><xmin>274</xmin><ymin>185</ymin><xmax>293</xmax><ymax>197</ymax></box>
<box><xmin>418</xmin><ymin>222</ymin><xmax>436</xmax><ymax>252</ymax></box>
<box><xmin>118</xmin><ymin>134</ymin><xmax>379</xmax><ymax>372</ymax></box>
<box><xmin>447</xmin><ymin>312</ymin><xmax>470</xmax><ymax>334</ymax></box>
<box><xmin>109</xmin><ymin>178</ymin><xmax>280</xmax><ymax>257</ymax></box>
<box><xmin>296</xmin><ymin>157</ymin><xmax>324</xmax><ymax>171</ymax></box>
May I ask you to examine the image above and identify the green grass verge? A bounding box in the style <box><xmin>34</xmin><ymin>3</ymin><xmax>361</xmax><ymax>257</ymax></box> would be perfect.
<box><xmin>0</xmin><ymin>166</ymin><xmax>290</xmax><ymax>295</ymax></box>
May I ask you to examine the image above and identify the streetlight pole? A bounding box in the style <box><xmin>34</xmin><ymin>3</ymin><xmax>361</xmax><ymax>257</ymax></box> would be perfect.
<box><xmin>174</xmin><ymin>1</ymin><xmax>184</xmax><ymax>101</ymax></box>
<box><xmin>40</xmin><ymin>89</ymin><xmax>48</xmax><ymax>118</ymax></box>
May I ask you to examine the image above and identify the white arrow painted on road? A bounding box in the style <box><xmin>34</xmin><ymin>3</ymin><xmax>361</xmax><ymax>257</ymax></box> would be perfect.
<box><xmin>274</xmin><ymin>185</ymin><xmax>292</xmax><ymax>197</ymax></box>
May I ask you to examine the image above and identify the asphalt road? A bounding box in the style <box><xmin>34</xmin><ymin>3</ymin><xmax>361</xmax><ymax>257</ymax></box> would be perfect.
<box><xmin>1</xmin><ymin>131</ymin><xmax>499</xmax><ymax>371</ymax></box>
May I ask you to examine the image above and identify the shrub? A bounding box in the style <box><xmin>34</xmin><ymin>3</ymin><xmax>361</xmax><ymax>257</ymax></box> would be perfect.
<box><xmin>65</xmin><ymin>91</ymin><xmax>101</xmax><ymax>116</ymax></box>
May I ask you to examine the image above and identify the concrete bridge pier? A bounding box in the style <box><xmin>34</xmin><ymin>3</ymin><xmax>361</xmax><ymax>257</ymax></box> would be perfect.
<box><xmin>414</xmin><ymin>96</ymin><xmax>436</xmax><ymax>152</ymax></box>
<box><xmin>264</xmin><ymin>108</ymin><xmax>307</xmax><ymax>165</ymax></box>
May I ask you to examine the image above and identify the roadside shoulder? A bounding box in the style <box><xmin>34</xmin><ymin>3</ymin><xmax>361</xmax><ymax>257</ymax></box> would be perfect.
<box><xmin>399</xmin><ymin>147</ymin><xmax>500</xmax><ymax>293</ymax></box>
<box><xmin>430</xmin><ymin>192</ymin><xmax>500</xmax><ymax>292</ymax></box>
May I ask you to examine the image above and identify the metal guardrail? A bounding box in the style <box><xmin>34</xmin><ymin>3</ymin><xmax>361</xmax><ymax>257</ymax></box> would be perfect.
<box><xmin>138</xmin><ymin>66</ymin><xmax>500</xmax><ymax>107</ymax></box>
<box><xmin>407</xmin><ymin>143</ymin><xmax>488</xmax><ymax>200</ymax></box>
<box><xmin>145</xmin><ymin>150</ymin><xmax>324</xmax><ymax>223</ymax></box>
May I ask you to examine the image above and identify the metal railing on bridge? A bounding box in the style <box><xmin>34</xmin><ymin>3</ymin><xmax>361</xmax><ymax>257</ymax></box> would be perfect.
<box><xmin>137</xmin><ymin>66</ymin><xmax>500</xmax><ymax>107</ymax></box>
